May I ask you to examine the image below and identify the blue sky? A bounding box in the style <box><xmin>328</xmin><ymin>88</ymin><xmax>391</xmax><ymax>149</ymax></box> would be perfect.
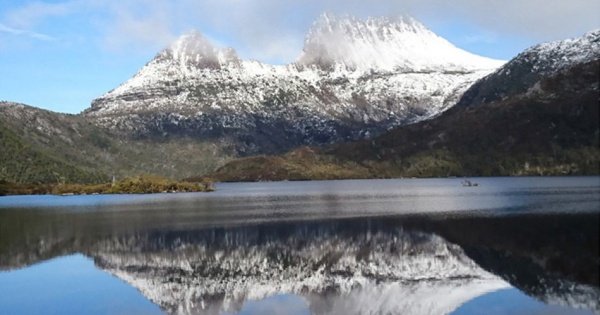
<box><xmin>1</xmin><ymin>0</ymin><xmax>599</xmax><ymax>114</ymax></box>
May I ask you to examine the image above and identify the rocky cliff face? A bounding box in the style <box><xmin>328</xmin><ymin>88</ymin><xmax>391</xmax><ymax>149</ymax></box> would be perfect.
<box><xmin>85</xmin><ymin>14</ymin><xmax>503</xmax><ymax>155</ymax></box>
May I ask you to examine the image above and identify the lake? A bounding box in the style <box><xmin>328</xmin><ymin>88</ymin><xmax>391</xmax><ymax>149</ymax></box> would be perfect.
<box><xmin>0</xmin><ymin>177</ymin><xmax>598</xmax><ymax>315</ymax></box>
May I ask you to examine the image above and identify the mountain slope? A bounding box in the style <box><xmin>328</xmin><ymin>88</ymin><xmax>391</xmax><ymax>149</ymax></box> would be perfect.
<box><xmin>0</xmin><ymin>123</ymin><xmax>104</xmax><ymax>184</ymax></box>
<box><xmin>457</xmin><ymin>29</ymin><xmax>600</xmax><ymax>108</ymax></box>
<box><xmin>0</xmin><ymin>102</ymin><xmax>110</xmax><ymax>183</ymax></box>
<box><xmin>0</xmin><ymin>102</ymin><xmax>230</xmax><ymax>183</ymax></box>
<box><xmin>208</xmin><ymin>30</ymin><xmax>600</xmax><ymax>181</ymax></box>
<box><xmin>85</xmin><ymin>14</ymin><xmax>502</xmax><ymax>156</ymax></box>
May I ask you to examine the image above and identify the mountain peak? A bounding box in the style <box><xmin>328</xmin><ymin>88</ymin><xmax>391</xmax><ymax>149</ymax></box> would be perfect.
<box><xmin>297</xmin><ymin>14</ymin><xmax>504</xmax><ymax>72</ymax></box>
<box><xmin>314</xmin><ymin>13</ymin><xmax>429</xmax><ymax>35</ymax></box>
<box><xmin>161</xmin><ymin>31</ymin><xmax>240</xmax><ymax>69</ymax></box>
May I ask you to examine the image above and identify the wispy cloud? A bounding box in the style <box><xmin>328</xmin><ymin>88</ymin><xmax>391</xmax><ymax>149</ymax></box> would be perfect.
<box><xmin>99</xmin><ymin>0</ymin><xmax>600</xmax><ymax>61</ymax></box>
<box><xmin>4</xmin><ymin>1</ymin><xmax>78</xmax><ymax>29</ymax></box>
<box><xmin>0</xmin><ymin>23</ymin><xmax>55</xmax><ymax>41</ymax></box>
<box><xmin>1</xmin><ymin>0</ymin><xmax>599</xmax><ymax>61</ymax></box>
<box><xmin>99</xmin><ymin>1</ymin><xmax>177</xmax><ymax>52</ymax></box>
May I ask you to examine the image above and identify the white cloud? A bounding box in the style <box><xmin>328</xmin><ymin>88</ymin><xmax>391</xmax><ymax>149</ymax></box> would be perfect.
<box><xmin>137</xmin><ymin>0</ymin><xmax>600</xmax><ymax>61</ymax></box>
<box><xmin>0</xmin><ymin>22</ymin><xmax>55</xmax><ymax>41</ymax></box>
<box><xmin>1</xmin><ymin>0</ymin><xmax>599</xmax><ymax>61</ymax></box>
<box><xmin>4</xmin><ymin>1</ymin><xmax>78</xmax><ymax>29</ymax></box>
<box><xmin>99</xmin><ymin>1</ymin><xmax>177</xmax><ymax>51</ymax></box>
<box><xmin>431</xmin><ymin>0</ymin><xmax>600</xmax><ymax>40</ymax></box>
<box><xmin>250</xmin><ymin>34</ymin><xmax>304</xmax><ymax>64</ymax></box>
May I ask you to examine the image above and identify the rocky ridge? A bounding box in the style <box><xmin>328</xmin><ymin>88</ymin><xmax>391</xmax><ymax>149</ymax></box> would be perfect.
<box><xmin>457</xmin><ymin>29</ymin><xmax>600</xmax><ymax>108</ymax></box>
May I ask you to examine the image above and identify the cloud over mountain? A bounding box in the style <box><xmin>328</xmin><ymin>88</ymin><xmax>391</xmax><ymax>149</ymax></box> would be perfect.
<box><xmin>1</xmin><ymin>0</ymin><xmax>598</xmax><ymax>62</ymax></box>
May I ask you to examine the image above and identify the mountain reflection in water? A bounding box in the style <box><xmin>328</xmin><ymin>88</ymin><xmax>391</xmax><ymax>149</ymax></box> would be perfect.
<box><xmin>91</xmin><ymin>220</ymin><xmax>508</xmax><ymax>314</ymax></box>
<box><xmin>0</xmin><ymin>178</ymin><xmax>598</xmax><ymax>314</ymax></box>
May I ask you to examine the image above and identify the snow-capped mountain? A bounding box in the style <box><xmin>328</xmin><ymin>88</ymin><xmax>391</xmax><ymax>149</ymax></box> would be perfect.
<box><xmin>85</xmin><ymin>14</ymin><xmax>504</xmax><ymax>155</ymax></box>
<box><xmin>297</xmin><ymin>14</ymin><xmax>503</xmax><ymax>72</ymax></box>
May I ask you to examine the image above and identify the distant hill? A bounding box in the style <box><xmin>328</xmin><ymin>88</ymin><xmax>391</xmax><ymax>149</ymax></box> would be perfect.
<box><xmin>0</xmin><ymin>102</ymin><xmax>230</xmax><ymax>184</ymax></box>
<box><xmin>0</xmin><ymin>103</ymin><xmax>109</xmax><ymax>183</ymax></box>
<box><xmin>208</xmin><ymin>31</ymin><xmax>600</xmax><ymax>181</ymax></box>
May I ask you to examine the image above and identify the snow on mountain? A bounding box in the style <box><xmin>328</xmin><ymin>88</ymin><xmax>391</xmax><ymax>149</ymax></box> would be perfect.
<box><xmin>512</xmin><ymin>29</ymin><xmax>600</xmax><ymax>73</ymax></box>
<box><xmin>457</xmin><ymin>29</ymin><xmax>600</xmax><ymax>108</ymax></box>
<box><xmin>487</xmin><ymin>29</ymin><xmax>600</xmax><ymax>81</ymax></box>
<box><xmin>85</xmin><ymin>14</ymin><xmax>504</xmax><ymax>155</ymax></box>
<box><xmin>168</xmin><ymin>31</ymin><xmax>241</xmax><ymax>69</ymax></box>
<box><xmin>297</xmin><ymin>13</ymin><xmax>504</xmax><ymax>72</ymax></box>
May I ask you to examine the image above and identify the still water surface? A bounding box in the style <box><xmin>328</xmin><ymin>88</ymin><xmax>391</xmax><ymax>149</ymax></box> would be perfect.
<box><xmin>0</xmin><ymin>177</ymin><xmax>598</xmax><ymax>314</ymax></box>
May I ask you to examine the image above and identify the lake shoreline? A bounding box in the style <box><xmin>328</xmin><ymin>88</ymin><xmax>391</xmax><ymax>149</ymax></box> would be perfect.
<box><xmin>4</xmin><ymin>174</ymin><xmax>599</xmax><ymax>196</ymax></box>
<box><xmin>0</xmin><ymin>175</ymin><xmax>214</xmax><ymax>196</ymax></box>
<box><xmin>205</xmin><ymin>173</ymin><xmax>599</xmax><ymax>184</ymax></box>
